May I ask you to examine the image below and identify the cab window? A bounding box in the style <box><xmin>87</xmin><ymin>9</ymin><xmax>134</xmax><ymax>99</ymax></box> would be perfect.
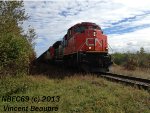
<box><xmin>74</xmin><ymin>26</ymin><xmax>87</xmax><ymax>33</ymax></box>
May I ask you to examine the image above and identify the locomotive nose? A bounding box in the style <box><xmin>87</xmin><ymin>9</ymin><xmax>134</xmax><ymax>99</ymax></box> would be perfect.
<box><xmin>86</xmin><ymin>38</ymin><xmax>95</xmax><ymax>46</ymax></box>
<box><xmin>85</xmin><ymin>38</ymin><xmax>95</xmax><ymax>51</ymax></box>
<box><xmin>85</xmin><ymin>30</ymin><xmax>97</xmax><ymax>46</ymax></box>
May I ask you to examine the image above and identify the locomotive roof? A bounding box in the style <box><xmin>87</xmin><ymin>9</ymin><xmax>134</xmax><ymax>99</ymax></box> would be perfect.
<box><xmin>69</xmin><ymin>22</ymin><xmax>100</xmax><ymax>30</ymax></box>
<box><xmin>53</xmin><ymin>41</ymin><xmax>62</xmax><ymax>49</ymax></box>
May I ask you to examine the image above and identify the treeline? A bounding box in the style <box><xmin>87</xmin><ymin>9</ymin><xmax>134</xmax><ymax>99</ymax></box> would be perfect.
<box><xmin>112</xmin><ymin>47</ymin><xmax>150</xmax><ymax>70</ymax></box>
<box><xmin>0</xmin><ymin>1</ymin><xmax>36</xmax><ymax>76</ymax></box>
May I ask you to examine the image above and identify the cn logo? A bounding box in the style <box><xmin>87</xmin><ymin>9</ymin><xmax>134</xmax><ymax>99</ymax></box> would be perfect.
<box><xmin>86</xmin><ymin>38</ymin><xmax>102</xmax><ymax>47</ymax></box>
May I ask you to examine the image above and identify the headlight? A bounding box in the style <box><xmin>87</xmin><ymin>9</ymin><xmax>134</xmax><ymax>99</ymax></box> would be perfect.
<box><xmin>93</xmin><ymin>31</ymin><xmax>96</xmax><ymax>36</ymax></box>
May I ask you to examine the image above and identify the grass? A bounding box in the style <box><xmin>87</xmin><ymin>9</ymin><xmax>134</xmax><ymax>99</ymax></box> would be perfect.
<box><xmin>110</xmin><ymin>65</ymin><xmax>150</xmax><ymax>80</ymax></box>
<box><xmin>0</xmin><ymin>73</ymin><xmax>149</xmax><ymax>113</ymax></box>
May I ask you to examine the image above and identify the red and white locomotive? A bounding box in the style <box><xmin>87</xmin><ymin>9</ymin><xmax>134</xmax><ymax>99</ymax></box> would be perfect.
<box><xmin>38</xmin><ymin>22</ymin><xmax>112</xmax><ymax>72</ymax></box>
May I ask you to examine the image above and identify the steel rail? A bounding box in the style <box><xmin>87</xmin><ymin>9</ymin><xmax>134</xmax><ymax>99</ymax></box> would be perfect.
<box><xmin>98</xmin><ymin>72</ymin><xmax>150</xmax><ymax>91</ymax></box>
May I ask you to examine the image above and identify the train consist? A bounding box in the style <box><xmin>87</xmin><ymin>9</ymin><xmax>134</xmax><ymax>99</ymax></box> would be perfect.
<box><xmin>37</xmin><ymin>22</ymin><xmax>112</xmax><ymax>72</ymax></box>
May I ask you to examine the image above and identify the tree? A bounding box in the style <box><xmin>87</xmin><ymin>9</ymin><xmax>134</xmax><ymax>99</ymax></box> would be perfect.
<box><xmin>0</xmin><ymin>1</ymin><xmax>28</xmax><ymax>35</ymax></box>
<box><xmin>24</xmin><ymin>26</ymin><xmax>37</xmax><ymax>48</ymax></box>
<box><xmin>0</xmin><ymin>1</ymin><xmax>36</xmax><ymax>75</ymax></box>
<box><xmin>139</xmin><ymin>47</ymin><xmax>145</xmax><ymax>54</ymax></box>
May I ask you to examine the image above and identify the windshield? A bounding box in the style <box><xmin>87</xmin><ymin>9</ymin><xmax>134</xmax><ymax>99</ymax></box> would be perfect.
<box><xmin>74</xmin><ymin>25</ymin><xmax>101</xmax><ymax>33</ymax></box>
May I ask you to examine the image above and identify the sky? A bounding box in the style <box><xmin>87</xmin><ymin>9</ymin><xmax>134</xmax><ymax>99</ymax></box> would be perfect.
<box><xmin>23</xmin><ymin>0</ymin><xmax>150</xmax><ymax>57</ymax></box>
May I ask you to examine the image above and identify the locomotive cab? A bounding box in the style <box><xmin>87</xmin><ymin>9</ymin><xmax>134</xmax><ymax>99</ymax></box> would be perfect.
<box><xmin>82</xmin><ymin>24</ymin><xmax>108</xmax><ymax>53</ymax></box>
<box><xmin>64</xmin><ymin>22</ymin><xmax>108</xmax><ymax>53</ymax></box>
<box><xmin>63</xmin><ymin>22</ymin><xmax>112</xmax><ymax>72</ymax></box>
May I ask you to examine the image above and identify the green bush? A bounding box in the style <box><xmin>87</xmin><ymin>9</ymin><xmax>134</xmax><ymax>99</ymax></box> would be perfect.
<box><xmin>112</xmin><ymin>48</ymin><xmax>150</xmax><ymax>70</ymax></box>
<box><xmin>112</xmin><ymin>53</ymin><xmax>128</xmax><ymax>65</ymax></box>
<box><xmin>0</xmin><ymin>33</ymin><xmax>33</xmax><ymax>75</ymax></box>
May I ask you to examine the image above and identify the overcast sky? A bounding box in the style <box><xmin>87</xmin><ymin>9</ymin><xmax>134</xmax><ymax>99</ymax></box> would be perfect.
<box><xmin>24</xmin><ymin>0</ymin><xmax>150</xmax><ymax>57</ymax></box>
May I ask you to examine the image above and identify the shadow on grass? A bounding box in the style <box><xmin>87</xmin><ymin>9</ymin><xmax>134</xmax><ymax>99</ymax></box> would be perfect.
<box><xmin>29</xmin><ymin>61</ymin><xmax>85</xmax><ymax>79</ymax></box>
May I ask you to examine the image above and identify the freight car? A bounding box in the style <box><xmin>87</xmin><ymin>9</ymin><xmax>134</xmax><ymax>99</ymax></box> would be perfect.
<box><xmin>36</xmin><ymin>46</ymin><xmax>54</xmax><ymax>63</ymax></box>
<box><xmin>37</xmin><ymin>22</ymin><xmax>112</xmax><ymax>72</ymax></box>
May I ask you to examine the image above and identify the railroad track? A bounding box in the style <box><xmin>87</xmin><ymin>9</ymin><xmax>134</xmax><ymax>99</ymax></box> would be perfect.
<box><xmin>98</xmin><ymin>72</ymin><xmax>150</xmax><ymax>91</ymax></box>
